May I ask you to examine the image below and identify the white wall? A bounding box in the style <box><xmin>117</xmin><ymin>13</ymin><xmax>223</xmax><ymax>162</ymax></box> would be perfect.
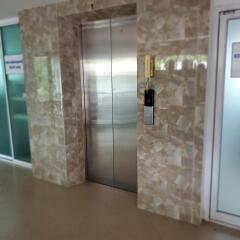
<box><xmin>0</xmin><ymin>0</ymin><xmax>64</xmax><ymax>21</ymax></box>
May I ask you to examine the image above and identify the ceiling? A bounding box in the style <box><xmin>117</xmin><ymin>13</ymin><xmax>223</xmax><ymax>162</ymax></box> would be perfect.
<box><xmin>0</xmin><ymin>0</ymin><xmax>64</xmax><ymax>20</ymax></box>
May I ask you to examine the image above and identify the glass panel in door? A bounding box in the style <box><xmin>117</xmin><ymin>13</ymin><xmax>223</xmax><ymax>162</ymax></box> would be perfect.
<box><xmin>217</xmin><ymin>18</ymin><xmax>240</xmax><ymax>216</ymax></box>
<box><xmin>1</xmin><ymin>25</ymin><xmax>31</xmax><ymax>162</ymax></box>
<box><xmin>0</xmin><ymin>35</ymin><xmax>11</xmax><ymax>157</ymax></box>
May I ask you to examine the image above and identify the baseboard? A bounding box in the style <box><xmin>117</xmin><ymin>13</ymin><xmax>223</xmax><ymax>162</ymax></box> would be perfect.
<box><xmin>14</xmin><ymin>159</ymin><xmax>32</xmax><ymax>169</ymax></box>
<box><xmin>0</xmin><ymin>156</ymin><xmax>32</xmax><ymax>169</ymax></box>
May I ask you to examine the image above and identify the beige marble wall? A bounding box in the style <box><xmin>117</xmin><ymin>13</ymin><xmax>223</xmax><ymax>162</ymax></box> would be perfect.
<box><xmin>137</xmin><ymin>0</ymin><xmax>209</xmax><ymax>224</ymax></box>
<box><xmin>19</xmin><ymin>0</ymin><xmax>210</xmax><ymax>224</ymax></box>
<box><xmin>20</xmin><ymin>4</ymin><xmax>67</xmax><ymax>185</ymax></box>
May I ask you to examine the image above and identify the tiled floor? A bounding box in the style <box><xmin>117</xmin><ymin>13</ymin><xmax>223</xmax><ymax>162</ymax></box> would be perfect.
<box><xmin>0</xmin><ymin>161</ymin><xmax>240</xmax><ymax>240</ymax></box>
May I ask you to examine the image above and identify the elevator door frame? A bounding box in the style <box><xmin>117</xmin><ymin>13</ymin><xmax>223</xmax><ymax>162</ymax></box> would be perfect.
<box><xmin>81</xmin><ymin>15</ymin><xmax>137</xmax><ymax>192</ymax></box>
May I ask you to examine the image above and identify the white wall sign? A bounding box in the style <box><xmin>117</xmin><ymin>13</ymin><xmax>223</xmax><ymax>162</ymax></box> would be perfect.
<box><xmin>4</xmin><ymin>55</ymin><xmax>23</xmax><ymax>74</ymax></box>
<box><xmin>231</xmin><ymin>42</ymin><xmax>240</xmax><ymax>78</ymax></box>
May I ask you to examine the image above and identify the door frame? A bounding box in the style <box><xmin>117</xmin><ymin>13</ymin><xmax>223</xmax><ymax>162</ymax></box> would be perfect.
<box><xmin>0</xmin><ymin>16</ymin><xmax>32</xmax><ymax>169</ymax></box>
<box><xmin>202</xmin><ymin>1</ymin><xmax>240</xmax><ymax>229</ymax></box>
<box><xmin>211</xmin><ymin>9</ymin><xmax>240</xmax><ymax>228</ymax></box>
<box><xmin>80</xmin><ymin>14</ymin><xmax>138</xmax><ymax>192</ymax></box>
<box><xmin>0</xmin><ymin>17</ymin><xmax>18</xmax><ymax>27</ymax></box>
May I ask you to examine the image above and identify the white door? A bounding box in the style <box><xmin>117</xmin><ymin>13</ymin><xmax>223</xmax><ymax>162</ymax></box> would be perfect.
<box><xmin>211</xmin><ymin>10</ymin><xmax>240</xmax><ymax>228</ymax></box>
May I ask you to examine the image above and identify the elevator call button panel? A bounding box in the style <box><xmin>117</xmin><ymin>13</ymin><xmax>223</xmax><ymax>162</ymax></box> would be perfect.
<box><xmin>144</xmin><ymin>89</ymin><xmax>154</xmax><ymax>125</ymax></box>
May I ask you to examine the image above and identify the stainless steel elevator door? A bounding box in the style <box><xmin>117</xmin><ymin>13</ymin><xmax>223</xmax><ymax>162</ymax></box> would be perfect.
<box><xmin>82</xmin><ymin>19</ymin><xmax>114</xmax><ymax>186</ymax></box>
<box><xmin>81</xmin><ymin>16</ymin><xmax>137</xmax><ymax>192</ymax></box>
<box><xmin>111</xmin><ymin>17</ymin><xmax>137</xmax><ymax>191</ymax></box>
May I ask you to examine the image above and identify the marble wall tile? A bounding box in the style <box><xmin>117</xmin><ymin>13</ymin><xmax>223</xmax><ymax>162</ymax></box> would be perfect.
<box><xmin>136</xmin><ymin>0</ymin><xmax>209</xmax><ymax>225</ymax></box>
<box><xmin>58</xmin><ymin>16</ymin><xmax>85</xmax><ymax>186</ymax></box>
<box><xmin>19</xmin><ymin>0</ymin><xmax>210</xmax><ymax>224</ymax></box>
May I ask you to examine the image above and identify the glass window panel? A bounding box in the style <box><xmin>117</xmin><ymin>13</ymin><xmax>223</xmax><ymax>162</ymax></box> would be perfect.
<box><xmin>0</xmin><ymin>35</ymin><xmax>11</xmax><ymax>157</ymax></box>
<box><xmin>1</xmin><ymin>25</ymin><xmax>22</xmax><ymax>55</ymax></box>
<box><xmin>1</xmin><ymin>24</ymin><xmax>31</xmax><ymax>162</ymax></box>
<box><xmin>218</xmin><ymin>18</ymin><xmax>240</xmax><ymax>216</ymax></box>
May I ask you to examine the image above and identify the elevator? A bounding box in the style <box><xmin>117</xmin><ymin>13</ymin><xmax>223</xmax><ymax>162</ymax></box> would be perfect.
<box><xmin>81</xmin><ymin>15</ymin><xmax>137</xmax><ymax>192</ymax></box>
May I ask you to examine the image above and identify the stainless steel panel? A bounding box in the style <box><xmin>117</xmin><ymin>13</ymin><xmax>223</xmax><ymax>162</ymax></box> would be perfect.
<box><xmin>82</xmin><ymin>16</ymin><xmax>137</xmax><ymax>192</ymax></box>
<box><xmin>81</xmin><ymin>20</ymin><xmax>114</xmax><ymax>185</ymax></box>
<box><xmin>111</xmin><ymin>16</ymin><xmax>137</xmax><ymax>192</ymax></box>
<box><xmin>144</xmin><ymin>106</ymin><xmax>154</xmax><ymax>125</ymax></box>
